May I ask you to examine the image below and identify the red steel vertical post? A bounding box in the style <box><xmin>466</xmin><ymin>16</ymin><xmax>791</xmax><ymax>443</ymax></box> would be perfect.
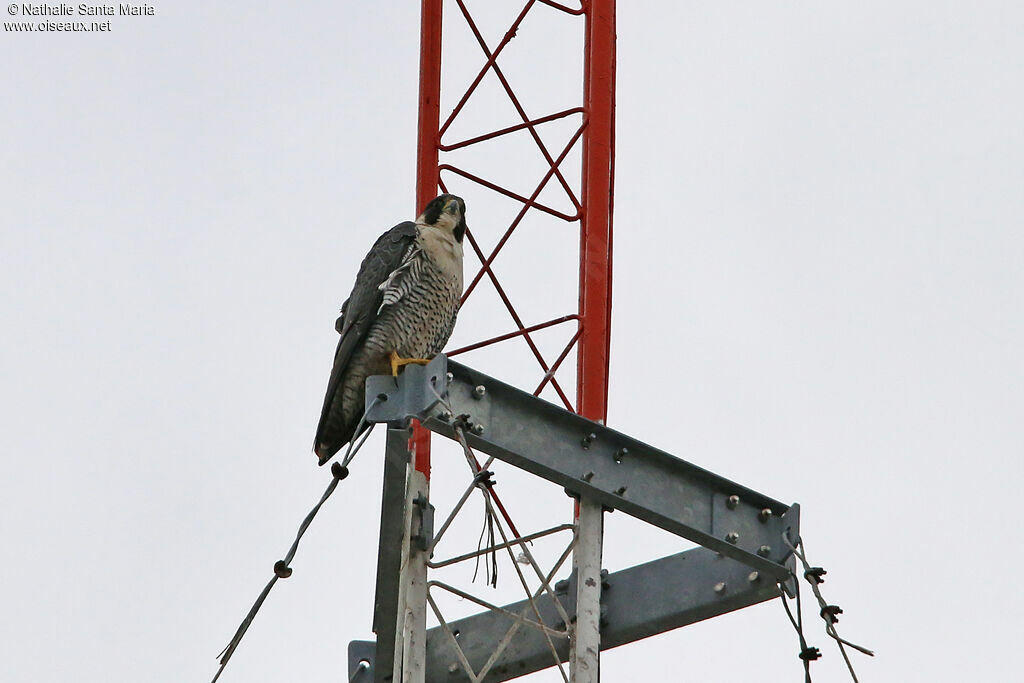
<box><xmin>573</xmin><ymin>4</ymin><xmax>615</xmax><ymax>678</ymax></box>
<box><xmin>578</xmin><ymin>0</ymin><xmax>616</xmax><ymax>423</ymax></box>
<box><xmin>413</xmin><ymin>0</ymin><xmax>444</xmax><ymax>478</ymax></box>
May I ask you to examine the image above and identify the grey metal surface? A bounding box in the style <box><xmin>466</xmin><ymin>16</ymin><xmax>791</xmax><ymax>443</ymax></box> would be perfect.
<box><xmin>418</xmin><ymin>545</ymin><xmax>786</xmax><ymax>682</ymax></box>
<box><xmin>370</xmin><ymin>428</ymin><xmax>412</xmax><ymax>683</ymax></box>
<box><xmin>348</xmin><ymin>640</ymin><xmax>375</xmax><ymax>682</ymax></box>
<box><xmin>366</xmin><ymin>357</ymin><xmax>800</xmax><ymax>581</ymax></box>
<box><xmin>398</xmin><ymin>467</ymin><xmax>431</xmax><ymax>683</ymax></box>
<box><xmin>365</xmin><ymin>355</ymin><xmax>448</xmax><ymax>425</ymax></box>
<box><xmin>570</xmin><ymin>499</ymin><xmax>603</xmax><ymax>682</ymax></box>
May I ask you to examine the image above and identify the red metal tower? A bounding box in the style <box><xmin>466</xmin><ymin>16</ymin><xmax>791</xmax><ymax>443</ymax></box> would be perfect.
<box><xmin>355</xmin><ymin>10</ymin><xmax>802</xmax><ymax>681</ymax></box>
<box><xmin>409</xmin><ymin>2</ymin><xmax>616</xmax><ymax>680</ymax></box>
<box><xmin>217</xmin><ymin>5</ymin><xmax>815</xmax><ymax>681</ymax></box>
<box><xmin>413</xmin><ymin>0</ymin><xmax>615</xmax><ymax>477</ymax></box>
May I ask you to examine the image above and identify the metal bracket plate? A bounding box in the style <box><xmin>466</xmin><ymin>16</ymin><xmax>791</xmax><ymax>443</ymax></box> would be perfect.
<box><xmin>347</xmin><ymin>640</ymin><xmax>375</xmax><ymax>681</ymax></box>
<box><xmin>411</xmin><ymin>493</ymin><xmax>435</xmax><ymax>553</ymax></box>
<box><xmin>365</xmin><ymin>355</ymin><xmax>449</xmax><ymax>425</ymax></box>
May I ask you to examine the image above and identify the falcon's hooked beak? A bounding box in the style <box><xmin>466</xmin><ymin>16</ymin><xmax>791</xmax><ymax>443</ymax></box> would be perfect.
<box><xmin>445</xmin><ymin>198</ymin><xmax>460</xmax><ymax>215</ymax></box>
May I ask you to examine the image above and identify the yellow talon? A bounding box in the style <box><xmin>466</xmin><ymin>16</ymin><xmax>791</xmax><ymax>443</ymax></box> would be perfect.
<box><xmin>390</xmin><ymin>351</ymin><xmax>433</xmax><ymax>376</ymax></box>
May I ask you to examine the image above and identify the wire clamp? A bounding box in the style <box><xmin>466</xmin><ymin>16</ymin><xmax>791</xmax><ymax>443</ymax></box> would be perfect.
<box><xmin>472</xmin><ymin>469</ymin><xmax>495</xmax><ymax>488</ymax></box>
<box><xmin>799</xmin><ymin>646</ymin><xmax>822</xmax><ymax>662</ymax></box>
<box><xmin>804</xmin><ymin>566</ymin><xmax>827</xmax><ymax>584</ymax></box>
<box><xmin>820</xmin><ymin>604</ymin><xmax>843</xmax><ymax>624</ymax></box>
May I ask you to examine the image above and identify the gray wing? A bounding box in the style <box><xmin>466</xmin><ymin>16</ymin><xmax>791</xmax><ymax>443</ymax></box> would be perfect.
<box><xmin>314</xmin><ymin>221</ymin><xmax>418</xmax><ymax>453</ymax></box>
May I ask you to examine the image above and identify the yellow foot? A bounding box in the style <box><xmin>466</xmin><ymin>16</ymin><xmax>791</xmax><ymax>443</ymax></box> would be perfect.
<box><xmin>390</xmin><ymin>351</ymin><xmax>432</xmax><ymax>376</ymax></box>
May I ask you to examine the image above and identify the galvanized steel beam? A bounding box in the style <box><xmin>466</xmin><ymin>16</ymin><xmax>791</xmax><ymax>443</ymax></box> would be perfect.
<box><xmin>570</xmin><ymin>499</ymin><xmax>603</xmax><ymax>683</ymax></box>
<box><xmin>398</xmin><ymin>466</ymin><xmax>430</xmax><ymax>682</ymax></box>
<box><xmin>370</xmin><ymin>428</ymin><xmax>412</xmax><ymax>683</ymax></box>
<box><xmin>365</xmin><ymin>356</ymin><xmax>800</xmax><ymax>582</ymax></box>
<box><xmin>350</xmin><ymin>544</ymin><xmax>789</xmax><ymax>683</ymax></box>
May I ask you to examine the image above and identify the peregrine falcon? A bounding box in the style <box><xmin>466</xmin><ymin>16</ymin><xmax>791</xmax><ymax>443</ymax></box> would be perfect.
<box><xmin>313</xmin><ymin>194</ymin><xmax>467</xmax><ymax>464</ymax></box>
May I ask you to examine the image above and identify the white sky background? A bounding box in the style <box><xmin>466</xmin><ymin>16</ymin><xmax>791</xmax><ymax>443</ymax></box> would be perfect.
<box><xmin>2</xmin><ymin>1</ymin><xmax>1022</xmax><ymax>681</ymax></box>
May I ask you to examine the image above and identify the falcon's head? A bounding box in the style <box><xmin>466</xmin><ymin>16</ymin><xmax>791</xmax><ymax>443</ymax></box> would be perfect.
<box><xmin>418</xmin><ymin>194</ymin><xmax>467</xmax><ymax>243</ymax></box>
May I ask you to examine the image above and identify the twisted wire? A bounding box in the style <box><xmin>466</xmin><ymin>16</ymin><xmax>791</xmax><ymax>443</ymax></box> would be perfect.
<box><xmin>778</xmin><ymin>534</ymin><xmax>874</xmax><ymax>683</ymax></box>
<box><xmin>209</xmin><ymin>400</ymin><xmax>381</xmax><ymax>682</ymax></box>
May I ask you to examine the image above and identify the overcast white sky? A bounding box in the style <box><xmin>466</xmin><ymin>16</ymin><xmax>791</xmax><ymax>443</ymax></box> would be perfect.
<box><xmin>2</xmin><ymin>1</ymin><xmax>1022</xmax><ymax>681</ymax></box>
